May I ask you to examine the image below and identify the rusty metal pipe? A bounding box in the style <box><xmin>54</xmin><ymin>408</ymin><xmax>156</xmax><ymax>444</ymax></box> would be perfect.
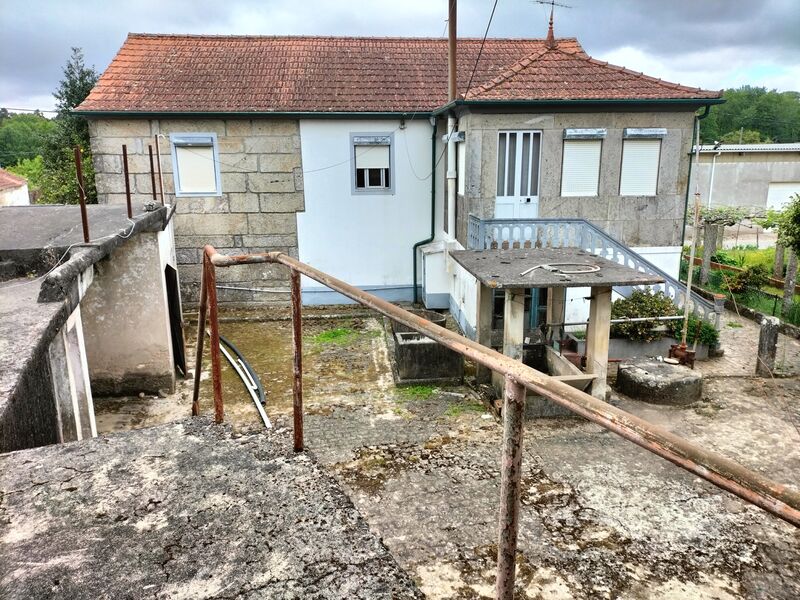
<box><xmin>154</xmin><ymin>135</ymin><xmax>164</xmax><ymax>205</ymax></box>
<box><xmin>148</xmin><ymin>144</ymin><xmax>157</xmax><ymax>203</ymax></box>
<box><xmin>291</xmin><ymin>269</ymin><xmax>304</xmax><ymax>452</ymax></box>
<box><xmin>73</xmin><ymin>146</ymin><xmax>90</xmax><ymax>243</ymax></box>
<box><xmin>122</xmin><ymin>144</ymin><xmax>132</xmax><ymax>219</ymax></box>
<box><xmin>203</xmin><ymin>248</ymin><xmax>800</xmax><ymax>527</ymax></box>
<box><xmin>191</xmin><ymin>254</ymin><xmax>209</xmax><ymax>416</ymax></box>
<box><xmin>496</xmin><ymin>375</ymin><xmax>526</xmax><ymax>600</ymax></box>
<box><xmin>204</xmin><ymin>248</ymin><xmax>224</xmax><ymax>424</ymax></box>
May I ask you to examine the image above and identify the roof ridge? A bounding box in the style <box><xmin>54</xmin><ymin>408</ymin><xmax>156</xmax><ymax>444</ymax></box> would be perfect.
<box><xmin>466</xmin><ymin>47</ymin><xmax>552</xmax><ymax>99</ymax></box>
<box><xmin>583</xmin><ymin>56</ymin><xmax>716</xmax><ymax>95</ymax></box>
<box><xmin>126</xmin><ymin>32</ymin><xmax>581</xmax><ymax>43</ymax></box>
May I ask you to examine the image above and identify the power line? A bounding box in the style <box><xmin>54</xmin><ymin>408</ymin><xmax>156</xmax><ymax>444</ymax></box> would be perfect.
<box><xmin>1</xmin><ymin>107</ymin><xmax>58</xmax><ymax>114</ymax></box>
<box><xmin>464</xmin><ymin>0</ymin><xmax>500</xmax><ymax>100</ymax></box>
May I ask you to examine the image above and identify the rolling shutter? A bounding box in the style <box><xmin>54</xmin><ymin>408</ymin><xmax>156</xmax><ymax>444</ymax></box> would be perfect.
<box><xmin>619</xmin><ymin>139</ymin><xmax>661</xmax><ymax>196</ymax></box>
<box><xmin>561</xmin><ymin>140</ymin><xmax>601</xmax><ymax>197</ymax></box>
<box><xmin>175</xmin><ymin>145</ymin><xmax>217</xmax><ymax>194</ymax></box>
<box><xmin>355</xmin><ymin>145</ymin><xmax>390</xmax><ymax>170</ymax></box>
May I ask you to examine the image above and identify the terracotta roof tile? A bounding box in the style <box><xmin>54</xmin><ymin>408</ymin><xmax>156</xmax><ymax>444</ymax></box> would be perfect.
<box><xmin>77</xmin><ymin>34</ymin><xmax>720</xmax><ymax>114</ymax></box>
<box><xmin>0</xmin><ymin>168</ymin><xmax>26</xmax><ymax>192</ymax></box>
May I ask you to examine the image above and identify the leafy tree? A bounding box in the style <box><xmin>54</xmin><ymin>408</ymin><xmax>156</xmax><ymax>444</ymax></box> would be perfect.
<box><xmin>701</xmin><ymin>86</ymin><xmax>800</xmax><ymax>143</ymax></box>
<box><xmin>39</xmin><ymin>47</ymin><xmax>98</xmax><ymax>204</ymax></box>
<box><xmin>718</xmin><ymin>129</ymin><xmax>771</xmax><ymax>144</ymax></box>
<box><xmin>0</xmin><ymin>113</ymin><xmax>55</xmax><ymax>167</ymax></box>
<box><xmin>777</xmin><ymin>194</ymin><xmax>800</xmax><ymax>316</ymax></box>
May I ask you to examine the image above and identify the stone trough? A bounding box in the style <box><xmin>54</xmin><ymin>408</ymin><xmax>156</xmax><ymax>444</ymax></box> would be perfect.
<box><xmin>616</xmin><ymin>359</ymin><xmax>703</xmax><ymax>405</ymax></box>
<box><xmin>388</xmin><ymin>309</ymin><xmax>464</xmax><ymax>384</ymax></box>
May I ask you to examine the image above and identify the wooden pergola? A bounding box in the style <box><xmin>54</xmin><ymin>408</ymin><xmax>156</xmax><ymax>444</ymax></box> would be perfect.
<box><xmin>450</xmin><ymin>248</ymin><xmax>664</xmax><ymax>400</ymax></box>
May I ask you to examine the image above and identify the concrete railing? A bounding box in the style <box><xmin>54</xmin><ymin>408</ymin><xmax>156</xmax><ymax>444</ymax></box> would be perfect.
<box><xmin>467</xmin><ymin>214</ymin><xmax>719</xmax><ymax>327</ymax></box>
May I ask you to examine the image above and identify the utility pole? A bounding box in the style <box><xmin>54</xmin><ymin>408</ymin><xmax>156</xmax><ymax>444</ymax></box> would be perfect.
<box><xmin>446</xmin><ymin>0</ymin><xmax>457</xmax><ymax>239</ymax></box>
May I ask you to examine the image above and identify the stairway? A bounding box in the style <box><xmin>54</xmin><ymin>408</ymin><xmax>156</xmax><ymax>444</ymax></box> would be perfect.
<box><xmin>467</xmin><ymin>215</ymin><xmax>719</xmax><ymax>327</ymax></box>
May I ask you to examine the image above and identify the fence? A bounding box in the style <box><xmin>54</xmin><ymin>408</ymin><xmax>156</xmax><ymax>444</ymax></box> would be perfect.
<box><xmin>192</xmin><ymin>245</ymin><xmax>800</xmax><ymax>600</ymax></box>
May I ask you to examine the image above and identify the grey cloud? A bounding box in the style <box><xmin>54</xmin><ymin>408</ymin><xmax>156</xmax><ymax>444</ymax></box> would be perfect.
<box><xmin>1</xmin><ymin>0</ymin><xmax>798</xmax><ymax>110</ymax></box>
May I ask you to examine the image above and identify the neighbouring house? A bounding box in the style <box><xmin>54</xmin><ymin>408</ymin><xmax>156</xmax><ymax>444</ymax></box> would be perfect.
<box><xmin>0</xmin><ymin>168</ymin><xmax>29</xmax><ymax>206</ymax></box>
<box><xmin>689</xmin><ymin>143</ymin><xmax>800</xmax><ymax>212</ymax></box>
<box><xmin>76</xmin><ymin>27</ymin><xmax>722</xmax><ymax>333</ymax></box>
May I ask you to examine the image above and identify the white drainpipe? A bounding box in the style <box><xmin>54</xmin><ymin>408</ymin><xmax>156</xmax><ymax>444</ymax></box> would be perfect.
<box><xmin>446</xmin><ymin>115</ymin><xmax>457</xmax><ymax>239</ymax></box>
<box><xmin>707</xmin><ymin>150</ymin><xmax>721</xmax><ymax>208</ymax></box>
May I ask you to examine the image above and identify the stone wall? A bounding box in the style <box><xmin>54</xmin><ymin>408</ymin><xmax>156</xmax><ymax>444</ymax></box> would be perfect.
<box><xmin>457</xmin><ymin>110</ymin><xmax>695</xmax><ymax>248</ymax></box>
<box><xmin>89</xmin><ymin>118</ymin><xmax>304</xmax><ymax>305</ymax></box>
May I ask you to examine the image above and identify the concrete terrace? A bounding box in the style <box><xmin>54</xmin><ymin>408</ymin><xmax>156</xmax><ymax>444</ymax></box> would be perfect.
<box><xmin>0</xmin><ymin>418</ymin><xmax>422</xmax><ymax>599</ymax></box>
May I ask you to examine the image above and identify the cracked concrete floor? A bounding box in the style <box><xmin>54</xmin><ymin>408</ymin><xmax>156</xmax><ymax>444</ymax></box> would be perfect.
<box><xmin>277</xmin><ymin>316</ymin><xmax>799</xmax><ymax>600</ymax></box>
<box><xmin>71</xmin><ymin>312</ymin><xmax>800</xmax><ymax>598</ymax></box>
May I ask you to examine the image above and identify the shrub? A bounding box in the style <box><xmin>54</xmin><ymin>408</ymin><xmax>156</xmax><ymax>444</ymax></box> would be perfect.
<box><xmin>669</xmin><ymin>314</ymin><xmax>719</xmax><ymax>348</ymax></box>
<box><xmin>711</xmin><ymin>249</ymin><xmax>737</xmax><ymax>266</ymax></box>
<box><xmin>610</xmin><ymin>290</ymin><xmax>678</xmax><ymax>342</ymax></box>
<box><xmin>727</xmin><ymin>265</ymin><xmax>769</xmax><ymax>295</ymax></box>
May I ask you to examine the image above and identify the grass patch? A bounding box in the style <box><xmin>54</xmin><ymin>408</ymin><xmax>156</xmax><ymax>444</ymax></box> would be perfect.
<box><xmin>397</xmin><ymin>385</ymin><xmax>436</xmax><ymax>401</ymax></box>
<box><xmin>726</xmin><ymin>321</ymin><xmax>743</xmax><ymax>328</ymax></box>
<box><xmin>312</xmin><ymin>327</ymin><xmax>356</xmax><ymax>345</ymax></box>
<box><xmin>444</xmin><ymin>400</ymin><xmax>486</xmax><ymax>417</ymax></box>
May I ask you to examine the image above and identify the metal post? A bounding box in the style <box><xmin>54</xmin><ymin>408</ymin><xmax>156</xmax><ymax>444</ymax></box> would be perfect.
<box><xmin>73</xmin><ymin>146</ymin><xmax>90</xmax><ymax>243</ymax></box>
<box><xmin>191</xmin><ymin>256</ymin><xmax>209</xmax><ymax>416</ymax></box>
<box><xmin>148</xmin><ymin>144</ymin><xmax>157</xmax><ymax>202</ymax></box>
<box><xmin>154</xmin><ymin>135</ymin><xmax>165</xmax><ymax>205</ymax></box>
<box><xmin>496</xmin><ymin>375</ymin><xmax>525</xmax><ymax>600</ymax></box>
<box><xmin>204</xmin><ymin>252</ymin><xmax>224</xmax><ymax>423</ymax></box>
<box><xmin>291</xmin><ymin>269</ymin><xmax>304</xmax><ymax>451</ymax></box>
<box><xmin>122</xmin><ymin>144</ymin><xmax>132</xmax><ymax>219</ymax></box>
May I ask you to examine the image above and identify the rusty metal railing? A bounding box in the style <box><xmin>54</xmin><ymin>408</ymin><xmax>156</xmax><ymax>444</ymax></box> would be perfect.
<box><xmin>191</xmin><ymin>245</ymin><xmax>800</xmax><ymax>600</ymax></box>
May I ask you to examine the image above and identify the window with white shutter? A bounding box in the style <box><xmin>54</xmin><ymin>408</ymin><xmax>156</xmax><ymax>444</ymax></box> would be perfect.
<box><xmin>352</xmin><ymin>134</ymin><xmax>393</xmax><ymax>193</ymax></box>
<box><xmin>619</xmin><ymin>139</ymin><xmax>661</xmax><ymax>196</ymax></box>
<box><xmin>560</xmin><ymin>140</ymin><xmax>601</xmax><ymax>197</ymax></box>
<box><xmin>170</xmin><ymin>133</ymin><xmax>222</xmax><ymax>197</ymax></box>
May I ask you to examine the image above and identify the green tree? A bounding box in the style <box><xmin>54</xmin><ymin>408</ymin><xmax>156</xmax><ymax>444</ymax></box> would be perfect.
<box><xmin>701</xmin><ymin>86</ymin><xmax>800</xmax><ymax>143</ymax></box>
<box><xmin>39</xmin><ymin>47</ymin><xmax>98</xmax><ymax>204</ymax></box>
<box><xmin>0</xmin><ymin>113</ymin><xmax>55</xmax><ymax>167</ymax></box>
<box><xmin>718</xmin><ymin>129</ymin><xmax>770</xmax><ymax>144</ymax></box>
<box><xmin>778</xmin><ymin>194</ymin><xmax>800</xmax><ymax>316</ymax></box>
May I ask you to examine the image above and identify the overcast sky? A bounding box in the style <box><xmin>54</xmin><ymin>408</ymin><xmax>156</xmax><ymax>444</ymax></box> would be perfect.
<box><xmin>1</xmin><ymin>0</ymin><xmax>798</xmax><ymax>112</ymax></box>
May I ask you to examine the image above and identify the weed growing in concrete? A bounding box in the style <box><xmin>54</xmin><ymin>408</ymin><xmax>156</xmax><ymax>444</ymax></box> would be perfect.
<box><xmin>444</xmin><ymin>400</ymin><xmax>486</xmax><ymax>417</ymax></box>
<box><xmin>312</xmin><ymin>327</ymin><xmax>356</xmax><ymax>345</ymax></box>
<box><xmin>727</xmin><ymin>321</ymin><xmax>744</xmax><ymax>328</ymax></box>
<box><xmin>397</xmin><ymin>385</ymin><xmax>436</xmax><ymax>401</ymax></box>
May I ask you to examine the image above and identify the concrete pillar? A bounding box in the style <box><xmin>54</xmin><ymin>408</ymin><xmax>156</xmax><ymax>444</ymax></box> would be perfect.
<box><xmin>756</xmin><ymin>316</ymin><xmax>780</xmax><ymax>377</ymax></box>
<box><xmin>586</xmin><ymin>286</ymin><xmax>612</xmax><ymax>400</ymax></box>
<box><xmin>476</xmin><ymin>282</ymin><xmax>494</xmax><ymax>383</ymax></box>
<box><xmin>493</xmin><ymin>288</ymin><xmax>526</xmax><ymax>392</ymax></box>
<box><xmin>546</xmin><ymin>286</ymin><xmax>566</xmax><ymax>343</ymax></box>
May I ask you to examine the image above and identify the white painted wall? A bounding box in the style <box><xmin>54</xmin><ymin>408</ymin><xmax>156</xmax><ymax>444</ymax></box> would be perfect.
<box><xmin>564</xmin><ymin>246</ymin><xmax>681</xmax><ymax>328</ymax></box>
<box><xmin>0</xmin><ymin>184</ymin><xmax>29</xmax><ymax>206</ymax></box>
<box><xmin>298</xmin><ymin>119</ymin><xmax>434</xmax><ymax>302</ymax></box>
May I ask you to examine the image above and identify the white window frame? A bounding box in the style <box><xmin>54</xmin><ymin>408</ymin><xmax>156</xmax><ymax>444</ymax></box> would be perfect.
<box><xmin>169</xmin><ymin>133</ymin><xmax>222</xmax><ymax>197</ymax></box>
<box><xmin>351</xmin><ymin>133</ymin><xmax>394</xmax><ymax>195</ymax></box>
<box><xmin>619</xmin><ymin>127</ymin><xmax>667</xmax><ymax>198</ymax></box>
<box><xmin>496</xmin><ymin>130</ymin><xmax>542</xmax><ymax>200</ymax></box>
<box><xmin>560</xmin><ymin>138</ymin><xmax>602</xmax><ymax>197</ymax></box>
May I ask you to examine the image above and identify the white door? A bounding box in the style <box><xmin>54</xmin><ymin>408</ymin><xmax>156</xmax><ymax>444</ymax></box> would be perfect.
<box><xmin>495</xmin><ymin>131</ymin><xmax>541</xmax><ymax>219</ymax></box>
<box><xmin>767</xmin><ymin>182</ymin><xmax>800</xmax><ymax>211</ymax></box>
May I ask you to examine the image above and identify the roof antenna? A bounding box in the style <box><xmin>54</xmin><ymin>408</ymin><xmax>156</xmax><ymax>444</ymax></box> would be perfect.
<box><xmin>535</xmin><ymin>0</ymin><xmax>571</xmax><ymax>49</ymax></box>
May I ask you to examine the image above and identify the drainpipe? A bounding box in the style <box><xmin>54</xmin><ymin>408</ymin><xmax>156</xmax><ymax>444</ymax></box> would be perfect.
<box><xmin>707</xmin><ymin>147</ymin><xmax>721</xmax><ymax>208</ymax></box>
<box><xmin>412</xmin><ymin>120</ymin><xmax>438</xmax><ymax>304</ymax></box>
<box><xmin>680</xmin><ymin>105</ymin><xmax>712</xmax><ymax>250</ymax></box>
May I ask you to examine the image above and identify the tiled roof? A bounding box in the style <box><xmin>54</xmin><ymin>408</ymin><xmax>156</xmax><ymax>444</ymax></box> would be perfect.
<box><xmin>694</xmin><ymin>143</ymin><xmax>800</xmax><ymax>153</ymax></box>
<box><xmin>77</xmin><ymin>34</ymin><xmax>721</xmax><ymax>114</ymax></box>
<box><xmin>0</xmin><ymin>168</ymin><xmax>26</xmax><ymax>192</ymax></box>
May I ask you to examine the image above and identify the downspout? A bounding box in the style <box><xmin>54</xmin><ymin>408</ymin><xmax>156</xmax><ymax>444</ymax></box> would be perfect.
<box><xmin>412</xmin><ymin>121</ymin><xmax>438</xmax><ymax>304</ymax></box>
<box><xmin>680</xmin><ymin>105</ymin><xmax>712</xmax><ymax>250</ymax></box>
<box><xmin>707</xmin><ymin>150</ymin><xmax>721</xmax><ymax>208</ymax></box>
